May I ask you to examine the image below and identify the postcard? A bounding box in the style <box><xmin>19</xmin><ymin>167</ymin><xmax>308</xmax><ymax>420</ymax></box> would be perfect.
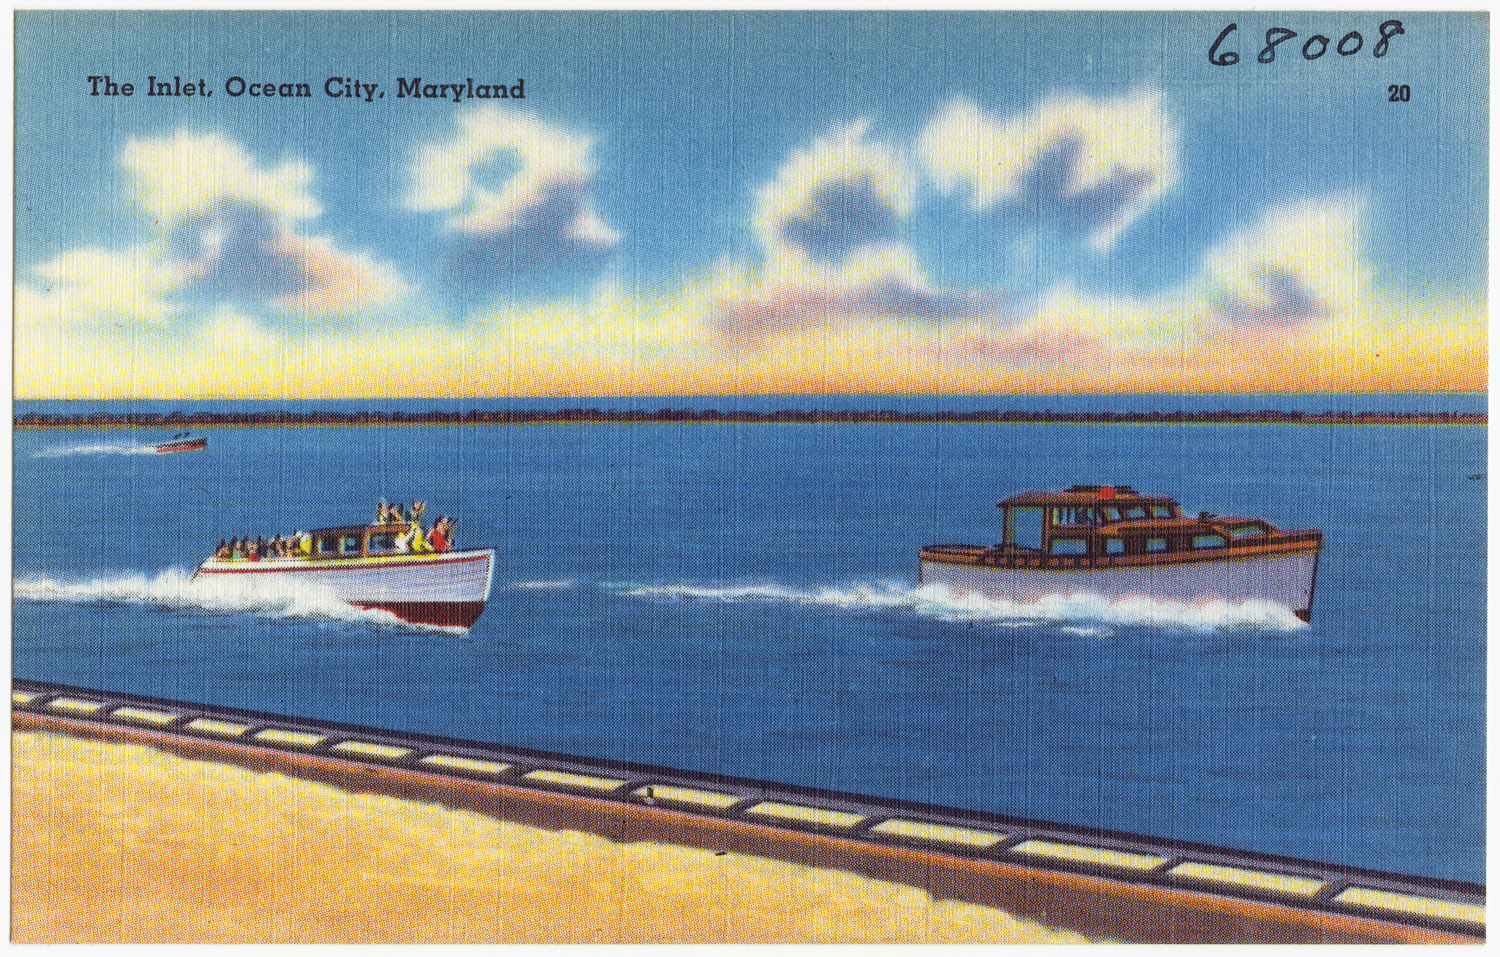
<box><xmin>12</xmin><ymin>10</ymin><xmax>1487</xmax><ymax>944</ymax></box>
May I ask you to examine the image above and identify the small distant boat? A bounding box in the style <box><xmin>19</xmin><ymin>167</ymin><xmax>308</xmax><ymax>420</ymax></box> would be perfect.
<box><xmin>920</xmin><ymin>485</ymin><xmax>1324</xmax><ymax>622</ymax></box>
<box><xmin>192</xmin><ymin>518</ymin><xmax>495</xmax><ymax>629</ymax></box>
<box><xmin>153</xmin><ymin>433</ymin><xmax>206</xmax><ymax>454</ymax></box>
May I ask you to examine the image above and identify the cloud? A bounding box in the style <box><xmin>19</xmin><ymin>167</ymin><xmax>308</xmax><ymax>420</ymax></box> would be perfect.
<box><xmin>19</xmin><ymin>245</ymin><xmax>185</xmax><ymax>325</ymax></box>
<box><xmin>920</xmin><ymin>324</ymin><xmax>1110</xmax><ymax>369</ymax></box>
<box><xmin>31</xmin><ymin>130</ymin><xmax>410</xmax><ymax>321</ymax></box>
<box><xmin>714</xmin><ymin>272</ymin><xmax>1004</xmax><ymax>345</ymax></box>
<box><xmin>715</xmin><ymin>101</ymin><xmax>1180</xmax><ymax>346</ymax></box>
<box><xmin>408</xmin><ymin>107</ymin><xmax>619</xmax><ymax>289</ymax></box>
<box><xmin>711</xmin><ymin>99</ymin><xmax>1376</xmax><ymax>382</ymax></box>
<box><xmin>171</xmin><ymin>201</ymin><xmax>315</xmax><ymax>302</ymax></box>
<box><xmin>716</xmin><ymin>122</ymin><xmax>982</xmax><ymax>343</ymax></box>
<box><xmin>123</xmin><ymin>130</ymin><xmax>320</xmax><ymax>223</ymax></box>
<box><xmin>915</xmin><ymin>280</ymin><xmax>1193</xmax><ymax>373</ymax></box>
<box><xmin>1201</xmin><ymin>200</ymin><xmax>1368</xmax><ymax>328</ymax></box>
<box><xmin>752</xmin><ymin>121</ymin><xmax>913</xmax><ymax>275</ymax></box>
<box><xmin>276</xmin><ymin>233</ymin><xmax>415</xmax><ymax>313</ymax></box>
<box><xmin>17</xmin><ymin>83</ymin><xmax>1482</xmax><ymax>401</ymax></box>
<box><xmin>918</xmin><ymin>90</ymin><xmax>1178</xmax><ymax>249</ymax></box>
<box><xmin>917</xmin><ymin>199</ymin><xmax>1374</xmax><ymax>375</ymax></box>
<box><xmin>15</xmin><ymin>283</ymin><xmax>1485</xmax><ymax>401</ymax></box>
<box><xmin>779</xmin><ymin>176</ymin><xmax>901</xmax><ymax>264</ymax></box>
<box><xmin>437</xmin><ymin>179</ymin><xmax>618</xmax><ymax>291</ymax></box>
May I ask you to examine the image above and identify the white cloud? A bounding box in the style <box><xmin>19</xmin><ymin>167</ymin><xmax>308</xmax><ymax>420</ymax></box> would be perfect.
<box><xmin>19</xmin><ymin>245</ymin><xmax>186</xmax><ymax>325</ymax></box>
<box><xmin>1200</xmin><ymin>199</ymin><xmax>1369</xmax><ymax>324</ymax></box>
<box><xmin>25</xmin><ymin>130</ymin><xmax>412</xmax><ymax>323</ymax></box>
<box><xmin>407</xmin><ymin>106</ymin><xmax>619</xmax><ymax>243</ymax></box>
<box><xmin>123</xmin><ymin>131</ymin><xmax>320</xmax><ymax>224</ymax></box>
<box><xmin>270</xmin><ymin>232</ymin><xmax>412</xmax><ymax>313</ymax></box>
<box><xmin>752</xmin><ymin>120</ymin><xmax>915</xmax><ymax>281</ymax></box>
<box><xmin>918</xmin><ymin>89</ymin><xmax>1178</xmax><ymax>250</ymax></box>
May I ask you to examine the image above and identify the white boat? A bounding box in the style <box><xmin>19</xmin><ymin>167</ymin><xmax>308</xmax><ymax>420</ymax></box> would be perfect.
<box><xmin>192</xmin><ymin>520</ymin><xmax>495</xmax><ymax>629</ymax></box>
<box><xmin>920</xmin><ymin>485</ymin><xmax>1323</xmax><ymax>621</ymax></box>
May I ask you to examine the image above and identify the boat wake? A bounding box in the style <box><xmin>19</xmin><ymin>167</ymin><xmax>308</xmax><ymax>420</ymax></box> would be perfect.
<box><xmin>34</xmin><ymin>441</ymin><xmax>162</xmax><ymax>457</ymax></box>
<box><xmin>15</xmin><ymin>568</ymin><xmax>1305</xmax><ymax>636</ymax></box>
<box><xmin>606</xmin><ymin>579</ymin><xmax>1307</xmax><ymax>633</ymax></box>
<box><xmin>505</xmin><ymin>579</ymin><xmax>577</xmax><ymax>591</ymax></box>
<box><xmin>13</xmin><ymin>570</ymin><xmax>463</xmax><ymax>634</ymax></box>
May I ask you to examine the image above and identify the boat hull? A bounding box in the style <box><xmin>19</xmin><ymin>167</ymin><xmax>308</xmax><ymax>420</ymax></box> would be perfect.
<box><xmin>193</xmin><ymin>549</ymin><xmax>495</xmax><ymax>629</ymax></box>
<box><xmin>920</xmin><ymin>548</ymin><xmax>1320</xmax><ymax>622</ymax></box>
<box><xmin>154</xmin><ymin>438</ymin><xmax>206</xmax><ymax>453</ymax></box>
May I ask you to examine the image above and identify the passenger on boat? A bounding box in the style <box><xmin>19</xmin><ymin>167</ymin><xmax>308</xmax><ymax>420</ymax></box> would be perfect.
<box><xmin>428</xmin><ymin>516</ymin><xmax>453</xmax><ymax>553</ymax></box>
<box><xmin>230</xmin><ymin>538</ymin><xmax>245</xmax><ymax>560</ymax></box>
<box><xmin>215</xmin><ymin>540</ymin><xmax>230</xmax><ymax>560</ymax></box>
<box><xmin>247</xmin><ymin>540</ymin><xmax>261</xmax><ymax>562</ymax></box>
<box><xmin>410</xmin><ymin>528</ymin><xmax>433</xmax><ymax>553</ymax></box>
<box><xmin>409</xmin><ymin>501</ymin><xmax>432</xmax><ymax>552</ymax></box>
<box><xmin>298</xmin><ymin>532</ymin><xmax>313</xmax><ymax>558</ymax></box>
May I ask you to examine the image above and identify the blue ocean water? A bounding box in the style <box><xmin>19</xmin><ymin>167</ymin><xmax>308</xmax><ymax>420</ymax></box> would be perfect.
<box><xmin>12</xmin><ymin>398</ymin><xmax>1486</xmax><ymax>881</ymax></box>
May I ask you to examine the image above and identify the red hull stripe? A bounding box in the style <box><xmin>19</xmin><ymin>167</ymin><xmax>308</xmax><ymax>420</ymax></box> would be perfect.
<box><xmin>352</xmin><ymin>601</ymin><xmax>487</xmax><ymax>629</ymax></box>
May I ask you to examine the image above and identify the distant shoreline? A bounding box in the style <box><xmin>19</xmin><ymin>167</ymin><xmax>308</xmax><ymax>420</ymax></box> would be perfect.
<box><xmin>14</xmin><ymin>408</ymin><xmax>1487</xmax><ymax>428</ymax></box>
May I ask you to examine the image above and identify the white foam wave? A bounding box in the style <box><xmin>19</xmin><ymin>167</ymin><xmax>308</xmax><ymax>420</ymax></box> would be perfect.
<box><xmin>612</xmin><ymin>580</ymin><xmax>1306</xmax><ymax>633</ymax></box>
<box><xmin>34</xmin><ymin>442</ymin><xmax>160</xmax><ymax>457</ymax></box>
<box><xmin>13</xmin><ymin>569</ymin><xmax>448</xmax><ymax>632</ymax></box>
<box><xmin>506</xmin><ymin>579</ymin><xmax>577</xmax><ymax>591</ymax></box>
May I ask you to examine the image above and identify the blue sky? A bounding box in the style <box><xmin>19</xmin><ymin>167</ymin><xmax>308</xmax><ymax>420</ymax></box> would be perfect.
<box><xmin>14</xmin><ymin>10</ymin><xmax>1488</xmax><ymax>398</ymax></box>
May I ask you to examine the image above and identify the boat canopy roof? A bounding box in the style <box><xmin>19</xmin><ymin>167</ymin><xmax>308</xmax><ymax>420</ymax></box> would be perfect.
<box><xmin>998</xmin><ymin>485</ymin><xmax>1177</xmax><ymax>509</ymax></box>
<box><xmin>308</xmin><ymin>521</ymin><xmax>411</xmax><ymax>539</ymax></box>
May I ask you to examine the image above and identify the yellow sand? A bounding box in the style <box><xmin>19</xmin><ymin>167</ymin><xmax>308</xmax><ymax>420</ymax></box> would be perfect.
<box><xmin>12</xmin><ymin>731</ymin><xmax>1088</xmax><ymax>944</ymax></box>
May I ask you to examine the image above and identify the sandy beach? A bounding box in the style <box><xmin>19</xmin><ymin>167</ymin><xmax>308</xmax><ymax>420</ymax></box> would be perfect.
<box><xmin>12</xmin><ymin>730</ymin><xmax>1088</xmax><ymax>944</ymax></box>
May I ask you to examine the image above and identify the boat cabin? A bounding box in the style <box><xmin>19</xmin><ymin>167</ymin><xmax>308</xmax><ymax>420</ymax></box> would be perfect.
<box><xmin>307</xmin><ymin>522</ymin><xmax>418</xmax><ymax>559</ymax></box>
<box><xmin>995</xmin><ymin>485</ymin><xmax>1273</xmax><ymax>560</ymax></box>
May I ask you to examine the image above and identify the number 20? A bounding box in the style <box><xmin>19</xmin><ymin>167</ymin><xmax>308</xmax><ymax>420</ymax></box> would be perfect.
<box><xmin>1388</xmin><ymin>84</ymin><xmax>1411</xmax><ymax>102</ymax></box>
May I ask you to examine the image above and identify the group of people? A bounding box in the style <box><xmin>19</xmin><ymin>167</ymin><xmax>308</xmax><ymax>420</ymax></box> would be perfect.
<box><xmin>210</xmin><ymin>499</ymin><xmax>460</xmax><ymax>562</ymax></box>
<box><xmin>214</xmin><ymin>533</ymin><xmax>309</xmax><ymax>562</ymax></box>
<box><xmin>375</xmin><ymin>499</ymin><xmax>457</xmax><ymax>554</ymax></box>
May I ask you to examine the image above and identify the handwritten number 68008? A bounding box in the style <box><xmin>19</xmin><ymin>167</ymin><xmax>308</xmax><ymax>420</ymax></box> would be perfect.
<box><xmin>1209</xmin><ymin>20</ymin><xmax>1405</xmax><ymax>66</ymax></box>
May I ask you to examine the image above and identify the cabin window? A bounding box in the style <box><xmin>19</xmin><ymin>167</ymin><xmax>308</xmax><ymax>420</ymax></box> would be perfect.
<box><xmin>1146</xmin><ymin>537</ymin><xmax>1167</xmax><ymax>553</ymax></box>
<box><xmin>1007</xmin><ymin>507</ymin><xmax>1045</xmax><ymax>551</ymax></box>
<box><xmin>340</xmin><ymin>535</ymin><xmax>361</xmax><ymax>555</ymax></box>
<box><xmin>1193</xmin><ymin>534</ymin><xmax>1227</xmax><ymax>549</ymax></box>
<box><xmin>369</xmin><ymin>533</ymin><xmax>396</xmax><ymax>553</ymax></box>
<box><xmin>1100</xmin><ymin>507</ymin><xmax>1122</xmax><ymax>522</ymax></box>
<box><xmin>1105</xmin><ymin>537</ymin><xmax>1125</xmax><ymax>555</ymax></box>
<box><xmin>1151</xmin><ymin>505</ymin><xmax>1175</xmax><ymax>518</ymax></box>
<box><xmin>316</xmin><ymin>536</ymin><xmax>338</xmax><ymax>556</ymax></box>
<box><xmin>1120</xmin><ymin>505</ymin><xmax>1148</xmax><ymax>520</ymax></box>
<box><xmin>1050</xmin><ymin>506</ymin><xmax>1096</xmax><ymax>527</ymax></box>
<box><xmin>1227</xmin><ymin>522</ymin><xmax>1268</xmax><ymax>539</ymax></box>
<box><xmin>1049</xmin><ymin>537</ymin><xmax>1089</xmax><ymax>556</ymax></box>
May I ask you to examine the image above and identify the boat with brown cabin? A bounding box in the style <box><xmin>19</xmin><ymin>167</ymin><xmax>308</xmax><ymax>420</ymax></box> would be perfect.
<box><xmin>919</xmin><ymin>485</ymin><xmax>1323</xmax><ymax>622</ymax></box>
